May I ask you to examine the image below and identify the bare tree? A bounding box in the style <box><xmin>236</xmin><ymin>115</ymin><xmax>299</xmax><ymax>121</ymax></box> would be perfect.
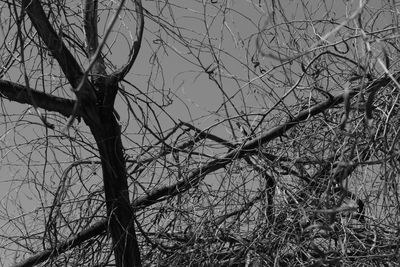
<box><xmin>1</xmin><ymin>0</ymin><xmax>400</xmax><ymax>266</ymax></box>
<box><xmin>1</xmin><ymin>0</ymin><xmax>143</xmax><ymax>266</ymax></box>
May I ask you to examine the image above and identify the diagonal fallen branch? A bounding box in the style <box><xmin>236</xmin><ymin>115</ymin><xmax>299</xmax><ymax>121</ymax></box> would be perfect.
<box><xmin>13</xmin><ymin>74</ymin><xmax>392</xmax><ymax>267</ymax></box>
<box><xmin>13</xmin><ymin>221</ymin><xmax>107</xmax><ymax>267</ymax></box>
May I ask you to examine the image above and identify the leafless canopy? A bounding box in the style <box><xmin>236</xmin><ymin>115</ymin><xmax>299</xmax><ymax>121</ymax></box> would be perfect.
<box><xmin>1</xmin><ymin>0</ymin><xmax>400</xmax><ymax>266</ymax></box>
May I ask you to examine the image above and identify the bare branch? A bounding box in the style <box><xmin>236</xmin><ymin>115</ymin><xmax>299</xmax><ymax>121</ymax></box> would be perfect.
<box><xmin>20</xmin><ymin>0</ymin><xmax>103</xmax><ymax>132</ymax></box>
<box><xmin>12</xmin><ymin>221</ymin><xmax>107</xmax><ymax>267</ymax></box>
<box><xmin>21</xmin><ymin>0</ymin><xmax>96</xmax><ymax>103</ymax></box>
<box><xmin>112</xmin><ymin>0</ymin><xmax>144</xmax><ymax>81</ymax></box>
<box><xmin>83</xmin><ymin>0</ymin><xmax>106</xmax><ymax>78</ymax></box>
<box><xmin>0</xmin><ymin>79</ymin><xmax>75</xmax><ymax>118</ymax></box>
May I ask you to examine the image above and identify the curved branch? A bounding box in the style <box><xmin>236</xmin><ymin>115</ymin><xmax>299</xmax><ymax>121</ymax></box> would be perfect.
<box><xmin>0</xmin><ymin>79</ymin><xmax>75</xmax><ymax>118</ymax></box>
<box><xmin>112</xmin><ymin>0</ymin><xmax>144</xmax><ymax>81</ymax></box>
<box><xmin>83</xmin><ymin>0</ymin><xmax>107</xmax><ymax>78</ymax></box>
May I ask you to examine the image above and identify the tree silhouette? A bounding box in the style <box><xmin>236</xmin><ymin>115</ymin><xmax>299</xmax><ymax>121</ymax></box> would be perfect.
<box><xmin>1</xmin><ymin>0</ymin><xmax>400</xmax><ymax>266</ymax></box>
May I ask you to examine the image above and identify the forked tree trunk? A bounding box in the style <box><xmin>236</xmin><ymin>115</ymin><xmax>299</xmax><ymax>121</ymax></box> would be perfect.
<box><xmin>20</xmin><ymin>0</ymin><xmax>143</xmax><ymax>264</ymax></box>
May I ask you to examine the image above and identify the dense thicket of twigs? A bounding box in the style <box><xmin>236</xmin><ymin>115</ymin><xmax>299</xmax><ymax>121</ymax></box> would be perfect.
<box><xmin>1</xmin><ymin>0</ymin><xmax>400</xmax><ymax>266</ymax></box>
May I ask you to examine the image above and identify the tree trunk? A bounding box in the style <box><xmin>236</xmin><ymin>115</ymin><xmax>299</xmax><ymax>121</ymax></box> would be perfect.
<box><xmin>89</xmin><ymin>107</ymin><xmax>141</xmax><ymax>267</ymax></box>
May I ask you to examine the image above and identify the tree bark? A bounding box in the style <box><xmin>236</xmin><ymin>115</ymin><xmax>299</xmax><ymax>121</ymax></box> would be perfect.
<box><xmin>88</xmin><ymin>106</ymin><xmax>142</xmax><ymax>267</ymax></box>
